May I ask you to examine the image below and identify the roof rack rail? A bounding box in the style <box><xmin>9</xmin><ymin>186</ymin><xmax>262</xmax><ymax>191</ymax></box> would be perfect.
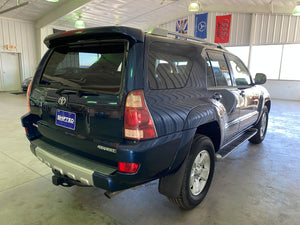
<box><xmin>148</xmin><ymin>27</ymin><xmax>226</xmax><ymax>50</ymax></box>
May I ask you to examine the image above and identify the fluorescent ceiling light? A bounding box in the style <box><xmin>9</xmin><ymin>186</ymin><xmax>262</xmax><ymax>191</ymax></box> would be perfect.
<box><xmin>46</xmin><ymin>0</ymin><xmax>59</xmax><ymax>2</ymax></box>
<box><xmin>189</xmin><ymin>1</ymin><xmax>200</xmax><ymax>12</ymax></box>
<box><xmin>75</xmin><ymin>17</ymin><xmax>85</xmax><ymax>28</ymax></box>
<box><xmin>293</xmin><ymin>2</ymin><xmax>300</xmax><ymax>16</ymax></box>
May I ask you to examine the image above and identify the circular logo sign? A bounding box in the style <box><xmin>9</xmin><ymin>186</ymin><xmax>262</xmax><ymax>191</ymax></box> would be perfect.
<box><xmin>58</xmin><ymin>97</ymin><xmax>67</xmax><ymax>106</ymax></box>
<box><xmin>198</xmin><ymin>21</ymin><xmax>207</xmax><ymax>32</ymax></box>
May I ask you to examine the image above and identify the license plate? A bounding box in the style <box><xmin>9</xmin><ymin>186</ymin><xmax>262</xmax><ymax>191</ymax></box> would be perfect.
<box><xmin>55</xmin><ymin>110</ymin><xmax>76</xmax><ymax>130</ymax></box>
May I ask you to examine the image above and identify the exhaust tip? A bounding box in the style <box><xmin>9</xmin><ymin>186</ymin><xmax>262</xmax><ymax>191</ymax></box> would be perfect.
<box><xmin>104</xmin><ymin>185</ymin><xmax>143</xmax><ymax>199</ymax></box>
<box><xmin>104</xmin><ymin>190</ymin><xmax>126</xmax><ymax>199</ymax></box>
<box><xmin>104</xmin><ymin>191</ymin><xmax>113</xmax><ymax>199</ymax></box>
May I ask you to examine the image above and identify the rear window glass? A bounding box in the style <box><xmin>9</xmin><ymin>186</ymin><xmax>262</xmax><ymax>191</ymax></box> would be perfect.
<box><xmin>148</xmin><ymin>42</ymin><xmax>194</xmax><ymax>89</ymax></box>
<box><xmin>40</xmin><ymin>41</ymin><xmax>126</xmax><ymax>93</ymax></box>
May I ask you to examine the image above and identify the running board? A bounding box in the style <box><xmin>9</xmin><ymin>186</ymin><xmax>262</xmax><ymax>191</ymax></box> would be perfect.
<box><xmin>215</xmin><ymin>128</ymin><xmax>257</xmax><ymax>161</ymax></box>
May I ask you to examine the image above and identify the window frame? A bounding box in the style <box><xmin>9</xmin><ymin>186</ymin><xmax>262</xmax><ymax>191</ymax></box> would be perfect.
<box><xmin>39</xmin><ymin>39</ymin><xmax>129</xmax><ymax>95</ymax></box>
<box><xmin>225</xmin><ymin>53</ymin><xmax>254</xmax><ymax>87</ymax></box>
<box><xmin>205</xmin><ymin>54</ymin><xmax>216</xmax><ymax>88</ymax></box>
<box><xmin>225</xmin><ymin>43</ymin><xmax>300</xmax><ymax>82</ymax></box>
<box><xmin>279</xmin><ymin>44</ymin><xmax>300</xmax><ymax>81</ymax></box>
<box><xmin>249</xmin><ymin>44</ymin><xmax>283</xmax><ymax>80</ymax></box>
<box><xmin>206</xmin><ymin>50</ymin><xmax>234</xmax><ymax>89</ymax></box>
<box><xmin>147</xmin><ymin>41</ymin><xmax>195</xmax><ymax>90</ymax></box>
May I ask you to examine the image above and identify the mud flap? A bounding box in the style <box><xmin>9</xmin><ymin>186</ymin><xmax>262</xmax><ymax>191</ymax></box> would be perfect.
<box><xmin>158</xmin><ymin>155</ymin><xmax>188</xmax><ymax>198</ymax></box>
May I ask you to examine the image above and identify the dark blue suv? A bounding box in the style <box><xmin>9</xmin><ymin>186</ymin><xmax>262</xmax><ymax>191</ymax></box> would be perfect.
<box><xmin>21</xmin><ymin>26</ymin><xmax>270</xmax><ymax>209</ymax></box>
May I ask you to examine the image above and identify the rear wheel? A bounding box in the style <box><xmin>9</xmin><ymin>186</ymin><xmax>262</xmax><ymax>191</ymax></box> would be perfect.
<box><xmin>169</xmin><ymin>135</ymin><xmax>215</xmax><ymax>209</ymax></box>
<box><xmin>249</xmin><ymin>106</ymin><xmax>269</xmax><ymax>144</ymax></box>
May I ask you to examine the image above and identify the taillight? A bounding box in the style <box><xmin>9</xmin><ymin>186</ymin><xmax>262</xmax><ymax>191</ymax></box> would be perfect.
<box><xmin>26</xmin><ymin>81</ymin><xmax>32</xmax><ymax>112</ymax></box>
<box><xmin>118</xmin><ymin>162</ymin><xmax>140</xmax><ymax>174</ymax></box>
<box><xmin>124</xmin><ymin>90</ymin><xmax>157</xmax><ymax>140</ymax></box>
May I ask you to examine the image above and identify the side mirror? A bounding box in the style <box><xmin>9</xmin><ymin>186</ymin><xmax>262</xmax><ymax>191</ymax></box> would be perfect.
<box><xmin>254</xmin><ymin>73</ymin><xmax>267</xmax><ymax>85</ymax></box>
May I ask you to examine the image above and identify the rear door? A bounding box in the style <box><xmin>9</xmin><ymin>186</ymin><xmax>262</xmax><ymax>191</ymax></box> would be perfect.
<box><xmin>35</xmin><ymin>40</ymin><xmax>128</xmax><ymax>150</ymax></box>
<box><xmin>206</xmin><ymin>51</ymin><xmax>242</xmax><ymax>142</ymax></box>
<box><xmin>225</xmin><ymin>54</ymin><xmax>260</xmax><ymax>131</ymax></box>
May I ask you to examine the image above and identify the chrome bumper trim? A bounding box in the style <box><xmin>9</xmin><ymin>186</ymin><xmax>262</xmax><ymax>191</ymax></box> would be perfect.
<box><xmin>33</xmin><ymin>140</ymin><xmax>116</xmax><ymax>186</ymax></box>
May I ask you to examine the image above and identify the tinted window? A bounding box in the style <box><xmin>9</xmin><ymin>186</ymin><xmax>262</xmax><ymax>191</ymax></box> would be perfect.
<box><xmin>227</xmin><ymin>54</ymin><xmax>251</xmax><ymax>86</ymax></box>
<box><xmin>206</xmin><ymin>59</ymin><xmax>215</xmax><ymax>87</ymax></box>
<box><xmin>148</xmin><ymin>42</ymin><xmax>194</xmax><ymax>89</ymax></box>
<box><xmin>40</xmin><ymin>41</ymin><xmax>126</xmax><ymax>93</ymax></box>
<box><xmin>207</xmin><ymin>51</ymin><xmax>232</xmax><ymax>87</ymax></box>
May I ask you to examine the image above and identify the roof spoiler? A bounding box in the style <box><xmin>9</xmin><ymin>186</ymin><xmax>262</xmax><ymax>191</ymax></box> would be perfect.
<box><xmin>147</xmin><ymin>27</ymin><xmax>226</xmax><ymax>50</ymax></box>
<box><xmin>44</xmin><ymin>26</ymin><xmax>145</xmax><ymax>48</ymax></box>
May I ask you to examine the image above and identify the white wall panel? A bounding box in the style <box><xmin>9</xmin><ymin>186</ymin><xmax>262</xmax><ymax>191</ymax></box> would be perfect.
<box><xmin>40</xmin><ymin>25</ymin><xmax>67</xmax><ymax>58</ymax></box>
<box><xmin>40</xmin><ymin>25</ymin><xmax>53</xmax><ymax>57</ymax></box>
<box><xmin>253</xmin><ymin>14</ymin><xmax>300</xmax><ymax>45</ymax></box>
<box><xmin>263</xmin><ymin>80</ymin><xmax>300</xmax><ymax>101</ymax></box>
<box><xmin>0</xmin><ymin>18</ymin><xmax>37</xmax><ymax>83</ymax></box>
<box><xmin>288</xmin><ymin>16</ymin><xmax>296</xmax><ymax>43</ymax></box>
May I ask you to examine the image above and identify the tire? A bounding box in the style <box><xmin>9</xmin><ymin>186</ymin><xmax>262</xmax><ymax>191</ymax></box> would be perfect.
<box><xmin>249</xmin><ymin>106</ymin><xmax>269</xmax><ymax>144</ymax></box>
<box><xmin>169</xmin><ymin>135</ymin><xmax>215</xmax><ymax>209</ymax></box>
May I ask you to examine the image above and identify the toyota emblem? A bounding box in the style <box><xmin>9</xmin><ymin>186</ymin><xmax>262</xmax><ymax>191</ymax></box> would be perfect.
<box><xmin>58</xmin><ymin>97</ymin><xmax>67</xmax><ymax>106</ymax></box>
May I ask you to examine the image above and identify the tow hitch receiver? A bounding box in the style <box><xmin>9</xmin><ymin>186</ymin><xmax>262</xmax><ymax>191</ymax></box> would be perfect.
<box><xmin>52</xmin><ymin>171</ymin><xmax>90</xmax><ymax>187</ymax></box>
<box><xmin>52</xmin><ymin>175</ymin><xmax>74</xmax><ymax>187</ymax></box>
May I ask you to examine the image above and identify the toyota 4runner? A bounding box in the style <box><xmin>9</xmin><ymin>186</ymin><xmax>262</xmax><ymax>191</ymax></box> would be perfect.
<box><xmin>21</xmin><ymin>26</ymin><xmax>270</xmax><ymax>209</ymax></box>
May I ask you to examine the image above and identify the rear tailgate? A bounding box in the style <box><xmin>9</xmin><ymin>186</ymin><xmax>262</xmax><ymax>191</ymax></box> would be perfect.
<box><xmin>30</xmin><ymin>39</ymin><xmax>129</xmax><ymax>162</ymax></box>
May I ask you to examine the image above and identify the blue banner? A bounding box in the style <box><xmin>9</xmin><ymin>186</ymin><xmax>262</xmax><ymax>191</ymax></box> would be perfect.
<box><xmin>195</xmin><ymin>13</ymin><xmax>208</xmax><ymax>39</ymax></box>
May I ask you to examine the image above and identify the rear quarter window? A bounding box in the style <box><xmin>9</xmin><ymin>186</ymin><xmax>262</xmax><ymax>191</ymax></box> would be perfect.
<box><xmin>148</xmin><ymin>42</ymin><xmax>194</xmax><ymax>89</ymax></box>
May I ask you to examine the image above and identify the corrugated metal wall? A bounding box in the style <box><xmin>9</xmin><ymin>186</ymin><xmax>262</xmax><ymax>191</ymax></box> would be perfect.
<box><xmin>40</xmin><ymin>26</ymin><xmax>53</xmax><ymax>57</ymax></box>
<box><xmin>160</xmin><ymin>12</ymin><xmax>300</xmax><ymax>46</ymax></box>
<box><xmin>0</xmin><ymin>18</ymin><xmax>37</xmax><ymax>81</ymax></box>
<box><xmin>253</xmin><ymin>14</ymin><xmax>300</xmax><ymax>45</ymax></box>
<box><xmin>40</xmin><ymin>25</ymin><xmax>67</xmax><ymax>57</ymax></box>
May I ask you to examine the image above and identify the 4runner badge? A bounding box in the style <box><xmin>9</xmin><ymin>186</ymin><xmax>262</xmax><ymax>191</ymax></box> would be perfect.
<box><xmin>58</xmin><ymin>97</ymin><xmax>67</xmax><ymax>106</ymax></box>
<box><xmin>97</xmin><ymin>145</ymin><xmax>117</xmax><ymax>154</ymax></box>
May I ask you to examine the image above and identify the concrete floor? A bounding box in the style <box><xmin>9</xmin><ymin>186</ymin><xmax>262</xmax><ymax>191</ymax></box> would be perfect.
<box><xmin>0</xmin><ymin>93</ymin><xmax>300</xmax><ymax>225</ymax></box>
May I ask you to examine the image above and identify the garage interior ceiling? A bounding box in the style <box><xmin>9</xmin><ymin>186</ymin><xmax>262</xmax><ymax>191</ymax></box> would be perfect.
<box><xmin>0</xmin><ymin>0</ymin><xmax>297</xmax><ymax>30</ymax></box>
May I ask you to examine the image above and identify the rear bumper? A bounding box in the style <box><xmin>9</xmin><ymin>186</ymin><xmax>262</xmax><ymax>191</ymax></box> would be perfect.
<box><xmin>31</xmin><ymin>139</ymin><xmax>115</xmax><ymax>187</ymax></box>
<box><xmin>29</xmin><ymin>131</ymin><xmax>187</xmax><ymax>192</ymax></box>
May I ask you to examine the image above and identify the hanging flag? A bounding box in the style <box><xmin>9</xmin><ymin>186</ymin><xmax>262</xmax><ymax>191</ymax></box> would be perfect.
<box><xmin>176</xmin><ymin>19</ymin><xmax>188</xmax><ymax>34</ymax></box>
<box><xmin>214</xmin><ymin>15</ymin><xmax>232</xmax><ymax>43</ymax></box>
<box><xmin>194</xmin><ymin>13</ymin><xmax>208</xmax><ymax>39</ymax></box>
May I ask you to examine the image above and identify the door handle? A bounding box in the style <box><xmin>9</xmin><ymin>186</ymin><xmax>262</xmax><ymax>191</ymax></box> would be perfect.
<box><xmin>212</xmin><ymin>93</ymin><xmax>222</xmax><ymax>101</ymax></box>
<box><xmin>239</xmin><ymin>90</ymin><xmax>245</xmax><ymax>97</ymax></box>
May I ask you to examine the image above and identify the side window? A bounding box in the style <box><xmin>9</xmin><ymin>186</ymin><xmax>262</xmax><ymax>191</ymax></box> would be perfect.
<box><xmin>227</xmin><ymin>54</ymin><xmax>251</xmax><ymax>86</ymax></box>
<box><xmin>207</xmin><ymin>51</ymin><xmax>232</xmax><ymax>87</ymax></box>
<box><xmin>206</xmin><ymin>59</ymin><xmax>215</xmax><ymax>87</ymax></box>
<box><xmin>148</xmin><ymin>42</ymin><xmax>194</xmax><ymax>89</ymax></box>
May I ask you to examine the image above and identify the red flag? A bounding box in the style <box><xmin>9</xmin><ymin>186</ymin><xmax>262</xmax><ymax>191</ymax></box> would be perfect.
<box><xmin>214</xmin><ymin>15</ymin><xmax>231</xmax><ymax>43</ymax></box>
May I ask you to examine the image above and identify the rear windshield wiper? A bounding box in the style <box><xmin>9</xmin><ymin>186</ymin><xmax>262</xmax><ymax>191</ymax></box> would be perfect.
<box><xmin>56</xmin><ymin>87</ymin><xmax>99</xmax><ymax>97</ymax></box>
